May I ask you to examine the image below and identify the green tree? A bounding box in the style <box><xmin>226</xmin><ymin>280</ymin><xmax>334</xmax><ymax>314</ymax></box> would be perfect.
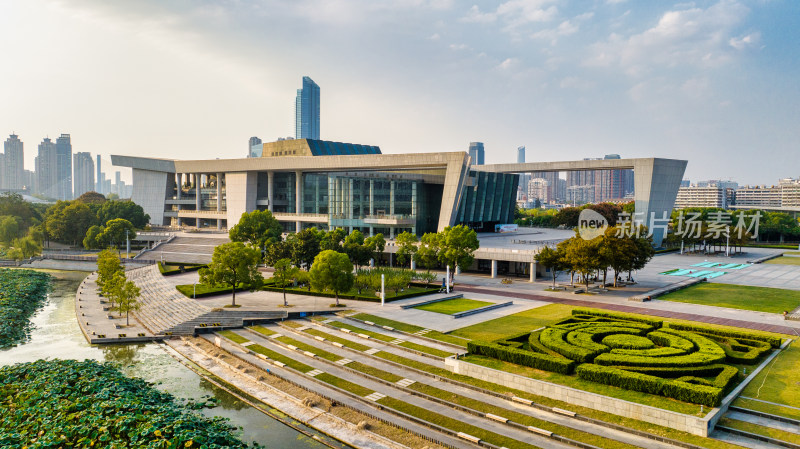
<box><xmin>289</xmin><ymin>228</ymin><xmax>322</xmax><ymax>269</ymax></box>
<box><xmin>96</xmin><ymin>200</ymin><xmax>149</xmax><ymax>228</ymax></box>
<box><xmin>9</xmin><ymin>236</ymin><xmax>42</xmax><ymax>259</ymax></box>
<box><xmin>437</xmin><ymin>225</ymin><xmax>479</xmax><ymax>281</ymax></box>
<box><xmin>115</xmin><ymin>278</ymin><xmax>142</xmax><ymax>326</ymax></box>
<box><xmin>45</xmin><ymin>201</ymin><xmax>96</xmax><ymax>246</ymax></box>
<box><xmin>272</xmin><ymin>258</ymin><xmax>299</xmax><ymax>307</ymax></box>
<box><xmin>309</xmin><ymin>250</ymin><xmax>354</xmax><ymax>306</ymax></box>
<box><xmin>102</xmin><ymin>270</ymin><xmax>126</xmax><ymax>310</ymax></box>
<box><xmin>98</xmin><ymin>219</ymin><xmax>136</xmax><ymax>252</ymax></box>
<box><xmin>364</xmin><ymin>233</ymin><xmax>386</xmax><ymax>264</ymax></box>
<box><xmin>83</xmin><ymin>225</ymin><xmax>104</xmax><ymax>250</ymax></box>
<box><xmin>564</xmin><ymin>235</ymin><xmax>603</xmax><ymax>291</ymax></box>
<box><xmin>264</xmin><ymin>238</ymin><xmax>292</xmax><ymax>267</ymax></box>
<box><xmin>395</xmin><ymin>232</ymin><xmax>418</xmax><ymax>267</ymax></box>
<box><xmin>534</xmin><ymin>245</ymin><xmax>564</xmax><ymax>289</ymax></box>
<box><xmin>0</xmin><ymin>216</ymin><xmax>19</xmax><ymax>247</ymax></box>
<box><xmin>343</xmin><ymin>230</ymin><xmax>371</xmax><ymax>270</ymax></box>
<box><xmin>354</xmin><ymin>269</ymin><xmax>374</xmax><ymax>295</ymax></box>
<box><xmin>228</xmin><ymin>210</ymin><xmax>282</xmax><ymax>250</ymax></box>
<box><xmin>76</xmin><ymin>191</ymin><xmax>107</xmax><ymax>205</ymax></box>
<box><xmin>319</xmin><ymin>228</ymin><xmax>346</xmax><ymax>252</ymax></box>
<box><xmin>601</xmin><ymin>227</ymin><xmax>637</xmax><ymax>287</ymax></box>
<box><xmin>416</xmin><ymin>232</ymin><xmax>441</xmax><ymax>270</ymax></box>
<box><xmin>96</xmin><ymin>249</ymin><xmax>124</xmax><ymax>293</ymax></box>
<box><xmin>386</xmin><ymin>270</ymin><xmax>412</xmax><ymax>297</ymax></box>
<box><xmin>199</xmin><ymin>242</ymin><xmax>263</xmax><ymax>307</ymax></box>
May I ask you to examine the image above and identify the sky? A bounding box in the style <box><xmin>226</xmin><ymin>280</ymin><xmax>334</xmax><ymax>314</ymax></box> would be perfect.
<box><xmin>0</xmin><ymin>0</ymin><xmax>798</xmax><ymax>186</ymax></box>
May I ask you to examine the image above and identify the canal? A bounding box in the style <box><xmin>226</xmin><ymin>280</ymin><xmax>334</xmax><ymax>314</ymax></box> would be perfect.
<box><xmin>0</xmin><ymin>269</ymin><xmax>333</xmax><ymax>448</ymax></box>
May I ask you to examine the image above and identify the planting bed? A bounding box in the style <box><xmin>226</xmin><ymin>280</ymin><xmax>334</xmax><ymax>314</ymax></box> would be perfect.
<box><xmin>0</xmin><ymin>268</ymin><xmax>50</xmax><ymax>348</ymax></box>
<box><xmin>468</xmin><ymin>309</ymin><xmax>780</xmax><ymax>407</ymax></box>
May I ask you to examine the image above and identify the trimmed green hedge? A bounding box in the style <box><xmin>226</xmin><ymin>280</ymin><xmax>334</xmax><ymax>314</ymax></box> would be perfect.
<box><xmin>540</xmin><ymin>328</ymin><xmax>597</xmax><ymax>363</ymax></box>
<box><xmin>467</xmin><ymin>340</ymin><xmax>576</xmax><ymax>374</ymax></box>
<box><xmin>158</xmin><ymin>262</ymin><xmax>207</xmax><ymax>276</ymax></box>
<box><xmin>602</xmin><ymin>334</ymin><xmax>655</xmax><ymax>350</ymax></box>
<box><xmin>666</xmin><ymin>323</ymin><xmax>782</xmax><ymax>348</ymax></box>
<box><xmin>647</xmin><ymin>330</ymin><xmax>696</xmax><ymax>352</ymax></box>
<box><xmin>571</xmin><ymin>309</ymin><xmax>663</xmax><ymax>328</ymax></box>
<box><xmin>594</xmin><ymin>328</ymin><xmax>725</xmax><ymax>367</ymax></box>
<box><xmin>576</xmin><ymin>364</ymin><xmax>727</xmax><ymax>407</ymax></box>
<box><xmin>260</xmin><ymin>285</ymin><xmax>437</xmax><ymax>302</ymax></box>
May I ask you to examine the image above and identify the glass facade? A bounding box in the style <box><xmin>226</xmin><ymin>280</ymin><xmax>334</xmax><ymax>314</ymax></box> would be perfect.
<box><xmin>457</xmin><ymin>171</ymin><xmax>518</xmax><ymax>230</ymax></box>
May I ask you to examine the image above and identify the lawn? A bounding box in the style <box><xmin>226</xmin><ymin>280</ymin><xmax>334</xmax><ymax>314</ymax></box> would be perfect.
<box><xmin>349</xmin><ymin>313</ymin><xmax>470</xmax><ymax>346</ymax></box>
<box><xmin>450</xmin><ymin>303</ymin><xmax>573</xmax><ymax>341</ymax></box>
<box><xmin>764</xmin><ymin>256</ymin><xmax>800</xmax><ymax>266</ymax></box>
<box><xmin>658</xmin><ymin>283</ymin><xmax>800</xmax><ymax>314</ymax></box>
<box><xmin>734</xmin><ymin>339</ymin><xmax>800</xmax><ymax>419</ymax></box>
<box><xmin>413</xmin><ymin>298</ymin><xmax>493</xmax><ymax>315</ymax></box>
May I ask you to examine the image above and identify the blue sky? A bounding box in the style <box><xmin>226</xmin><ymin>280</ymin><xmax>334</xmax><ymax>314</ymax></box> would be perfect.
<box><xmin>1</xmin><ymin>0</ymin><xmax>797</xmax><ymax>185</ymax></box>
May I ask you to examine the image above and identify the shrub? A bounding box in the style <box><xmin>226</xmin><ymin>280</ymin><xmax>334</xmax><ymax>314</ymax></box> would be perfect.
<box><xmin>539</xmin><ymin>328</ymin><xmax>597</xmax><ymax>363</ymax></box>
<box><xmin>661</xmin><ymin>380</ymin><xmax>724</xmax><ymax>407</ymax></box>
<box><xmin>571</xmin><ymin>309</ymin><xmax>662</xmax><ymax>328</ymax></box>
<box><xmin>576</xmin><ymin>364</ymin><xmax>663</xmax><ymax>396</ymax></box>
<box><xmin>647</xmin><ymin>330</ymin><xmax>696</xmax><ymax>352</ymax></box>
<box><xmin>666</xmin><ymin>323</ymin><xmax>781</xmax><ymax>348</ymax></box>
<box><xmin>602</xmin><ymin>334</ymin><xmax>655</xmax><ymax>350</ymax></box>
<box><xmin>467</xmin><ymin>340</ymin><xmax>576</xmax><ymax>374</ymax></box>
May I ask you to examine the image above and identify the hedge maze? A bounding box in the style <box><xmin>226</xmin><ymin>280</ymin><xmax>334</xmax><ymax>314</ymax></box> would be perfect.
<box><xmin>468</xmin><ymin>309</ymin><xmax>782</xmax><ymax>407</ymax></box>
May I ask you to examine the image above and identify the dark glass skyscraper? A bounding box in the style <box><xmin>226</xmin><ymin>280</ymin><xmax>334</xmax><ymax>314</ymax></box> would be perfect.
<box><xmin>295</xmin><ymin>76</ymin><xmax>320</xmax><ymax>140</ymax></box>
<box><xmin>468</xmin><ymin>142</ymin><xmax>484</xmax><ymax>165</ymax></box>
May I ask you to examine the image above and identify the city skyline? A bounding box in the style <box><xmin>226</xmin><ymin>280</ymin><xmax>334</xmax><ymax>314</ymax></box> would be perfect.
<box><xmin>1</xmin><ymin>1</ymin><xmax>798</xmax><ymax>185</ymax></box>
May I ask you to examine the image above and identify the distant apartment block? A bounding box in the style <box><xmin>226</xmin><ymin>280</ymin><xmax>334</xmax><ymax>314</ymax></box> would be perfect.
<box><xmin>248</xmin><ymin>136</ymin><xmax>263</xmax><ymax>158</ymax></box>
<box><xmin>55</xmin><ymin>134</ymin><xmax>73</xmax><ymax>200</ymax></box>
<box><xmin>2</xmin><ymin>134</ymin><xmax>24</xmax><ymax>190</ymax></box>
<box><xmin>675</xmin><ymin>186</ymin><xmax>729</xmax><ymax>209</ymax></box>
<box><xmin>36</xmin><ymin>138</ymin><xmax>58</xmax><ymax>199</ymax></box>
<box><xmin>73</xmin><ymin>152</ymin><xmax>95</xmax><ymax>198</ymax></box>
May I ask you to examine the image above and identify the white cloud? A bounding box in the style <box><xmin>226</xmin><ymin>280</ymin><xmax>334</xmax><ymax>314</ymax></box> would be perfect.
<box><xmin>497</xmin><ymin>57</ymin><xmax>519</xmax><ymax>70</ymax></box>
<box><xmin>449</xmin><ymin>43</ymin><xmax>469</xmax><ymax>50</ymax></box>
<box><xmin>584</xmin><ymin>0</ymin><xmax>752</xmax><ymax>75</ymax></box>
<box><xmin>729</xmin><ymin>32</ymin><xmax>760</xmax><ymax>50</ymax></box>
<box><xmin>461</xmin><ymin>0</ymin><xmax>559</xmax><ymax>30</ymax></box>
<box><xmin>429</xmin><ymin>32</ymin><xmax>441</xmax><ymax>40</ymax></box>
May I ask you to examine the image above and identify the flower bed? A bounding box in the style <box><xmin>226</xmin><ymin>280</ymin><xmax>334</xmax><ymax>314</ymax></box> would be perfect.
<box><xmin>0</xmin><ymin>359</ymin><xmax>256</xmax><ymax>448</ymax></box>
<box><xmin>0</xmin><ymin>268</ymin><xmax>50</xmax><ymax>348</ymax></box>
<box><xmin>467</xmin><ymin>308</ymin><xmax>779</xmax><ymax>407</ymax></box>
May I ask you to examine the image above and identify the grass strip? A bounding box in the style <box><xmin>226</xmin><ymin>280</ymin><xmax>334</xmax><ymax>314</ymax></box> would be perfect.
<box><xmin>376</xmin><ymin>396</ymin><xmax>541</xmax><ymax>449</ymax></box>
<box><xmin>248</xmin><ymin>325</ymin><xmax>277</xmax><ymax>336</ymax></box>
<box><xmin>347</xmin><ymin>361</ymin><xmax>404</xmax><ymax>383</ymax></box>
<box><xmin>718</xmin><ymin>417</ymin><xmax>800</xmax><ymax>445</ymax></box>
<box><xmin>408</xmin><ymin>383</ymin><xmax>640</xmax><ymax>449</ymax></box>
<box><xmin>349</xmin><ymin>313</ymin><xmax>469</xmax><ymax>347</ymax></box>
<box><xmin>414</xmin><ymin>298</ymin><xmax>494</xmax><ymax>315</ymax></box>
<box><xmin>302</xmin><ymin>328</ymin><xmax>372</xmax><ymax>352</ymax></box>
<box><xmin>658</xmin><ymin>283</ymin><xmax>800</xmax><ymax>314</ymax></box>
<box><xmin>315</xmin><ymin>372</ymin><xmax>374</xmax><ymax>397</ymax></box>
<box><xmin>248</xmin><ymin>344</ymin><xmax>314</xmax><ymax>373</ymax></box>
<box><xmin>281</xmin><ymin>320</ymin><xmax>304</xmax><ymax>329</ymax></box>
<box><xmin>275</xmin><ymin>336</ymin><xmax>342</xmax><ymax>362</ymax></box>
<box><xmin>372</xmin><ymin>352</ymin><xmax>738</xmax><ymax>449</ymax></box>
<box><xmin>398</xmin><ymin>341</ymin><xmax>454</xmax><ymax>358</ymax></box>
<box><xmin>328</xmin><ymin>321</ymin><xmax>395</xmax><ymax>342</ymax></box>
<box><xmin>218</xmin><ymin>330</ymin><xmax>250</xmax><ymax>344</ymax></box>
<box><xmin>733</xmin><ymin>398</ymin><xmax>800</xmax><ymax>422</ymax></box>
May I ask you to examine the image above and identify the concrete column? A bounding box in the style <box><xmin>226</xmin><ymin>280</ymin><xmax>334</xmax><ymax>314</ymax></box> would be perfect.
<box><xmin>389</xmin><ymin>180</ymin><xmax>395</xmax><ymax>215</ymax></box>
<box><xmin>369</xmin><ymin>225</ymin><xmax>374</xmax><ymax>237</ymax></box>
<box><xmin>267</xmin><ymin>171</ymin><xmax>274</xmax><ymax>212</ymax></box>
<box><xmin>369</xmin><ymin>179</ymin><xmax>374</xmax><ymax>216</ymax></box>
<box><xmin>216</xmin><ymin>172</ymin><xmax>223</xmax><ymax>230</ymax></box>
<box><xmin>176</xmin><ymin>173</ymin><xmax>182</xmax><ymax>199</ymax></box>
<box><xmin>195</xmin><ymin>173</ymin><xmax>202</xmax><ymax>228</ymax></box>
<box><xmin>410</xmin><ymin>259</ymin><xmax>416</xmax><ymax>270</ymax></box>
<box><xmin>389</xmin><ymin>227</ymin><xmax>395</xmax><ymax>239</ymax></box>
<box><xmin>530</xmin><ymin>261</ymin><xmax>537</xmax><ymax>282</ymax></box>
<box><xmin>294</xmin><ymin>171</ymin><xmax>302</xmax><ymax>232</ymax></box>
<box><xmin>491</xmin><ymin>260</ymin><xmax>498</xmax><ymax>279</ymax></box>
<box><xmin>455</xmin><ymin>266</ymin><xmax>461</xmax><ymax>275</ymax></box>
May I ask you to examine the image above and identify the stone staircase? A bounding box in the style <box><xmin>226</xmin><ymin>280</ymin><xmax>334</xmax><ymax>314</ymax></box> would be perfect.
<box><xmin>128</xmin><ymin>265</ymin><xmax>285</xmax><ymax>335</ymax></box>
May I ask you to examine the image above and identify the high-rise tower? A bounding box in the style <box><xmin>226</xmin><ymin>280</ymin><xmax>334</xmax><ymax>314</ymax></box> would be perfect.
<box><xmin>55</xmin><ymin>134</ymin><xmax>73</xmax><ymax>200</ymax></box>
<box><xmin>468</xmin><ymin>142</ymin><xmax>485</xmax><ymax>165</ymax></box>
<box><xmin>295</xmin><ymin>76</ymin><xmax>320</xmax><ymax>140</ymax></box>
<box><xmin>2</xmin><ymin>134</ymin><xmax>24</xmax><ymax>190</ymax></box>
